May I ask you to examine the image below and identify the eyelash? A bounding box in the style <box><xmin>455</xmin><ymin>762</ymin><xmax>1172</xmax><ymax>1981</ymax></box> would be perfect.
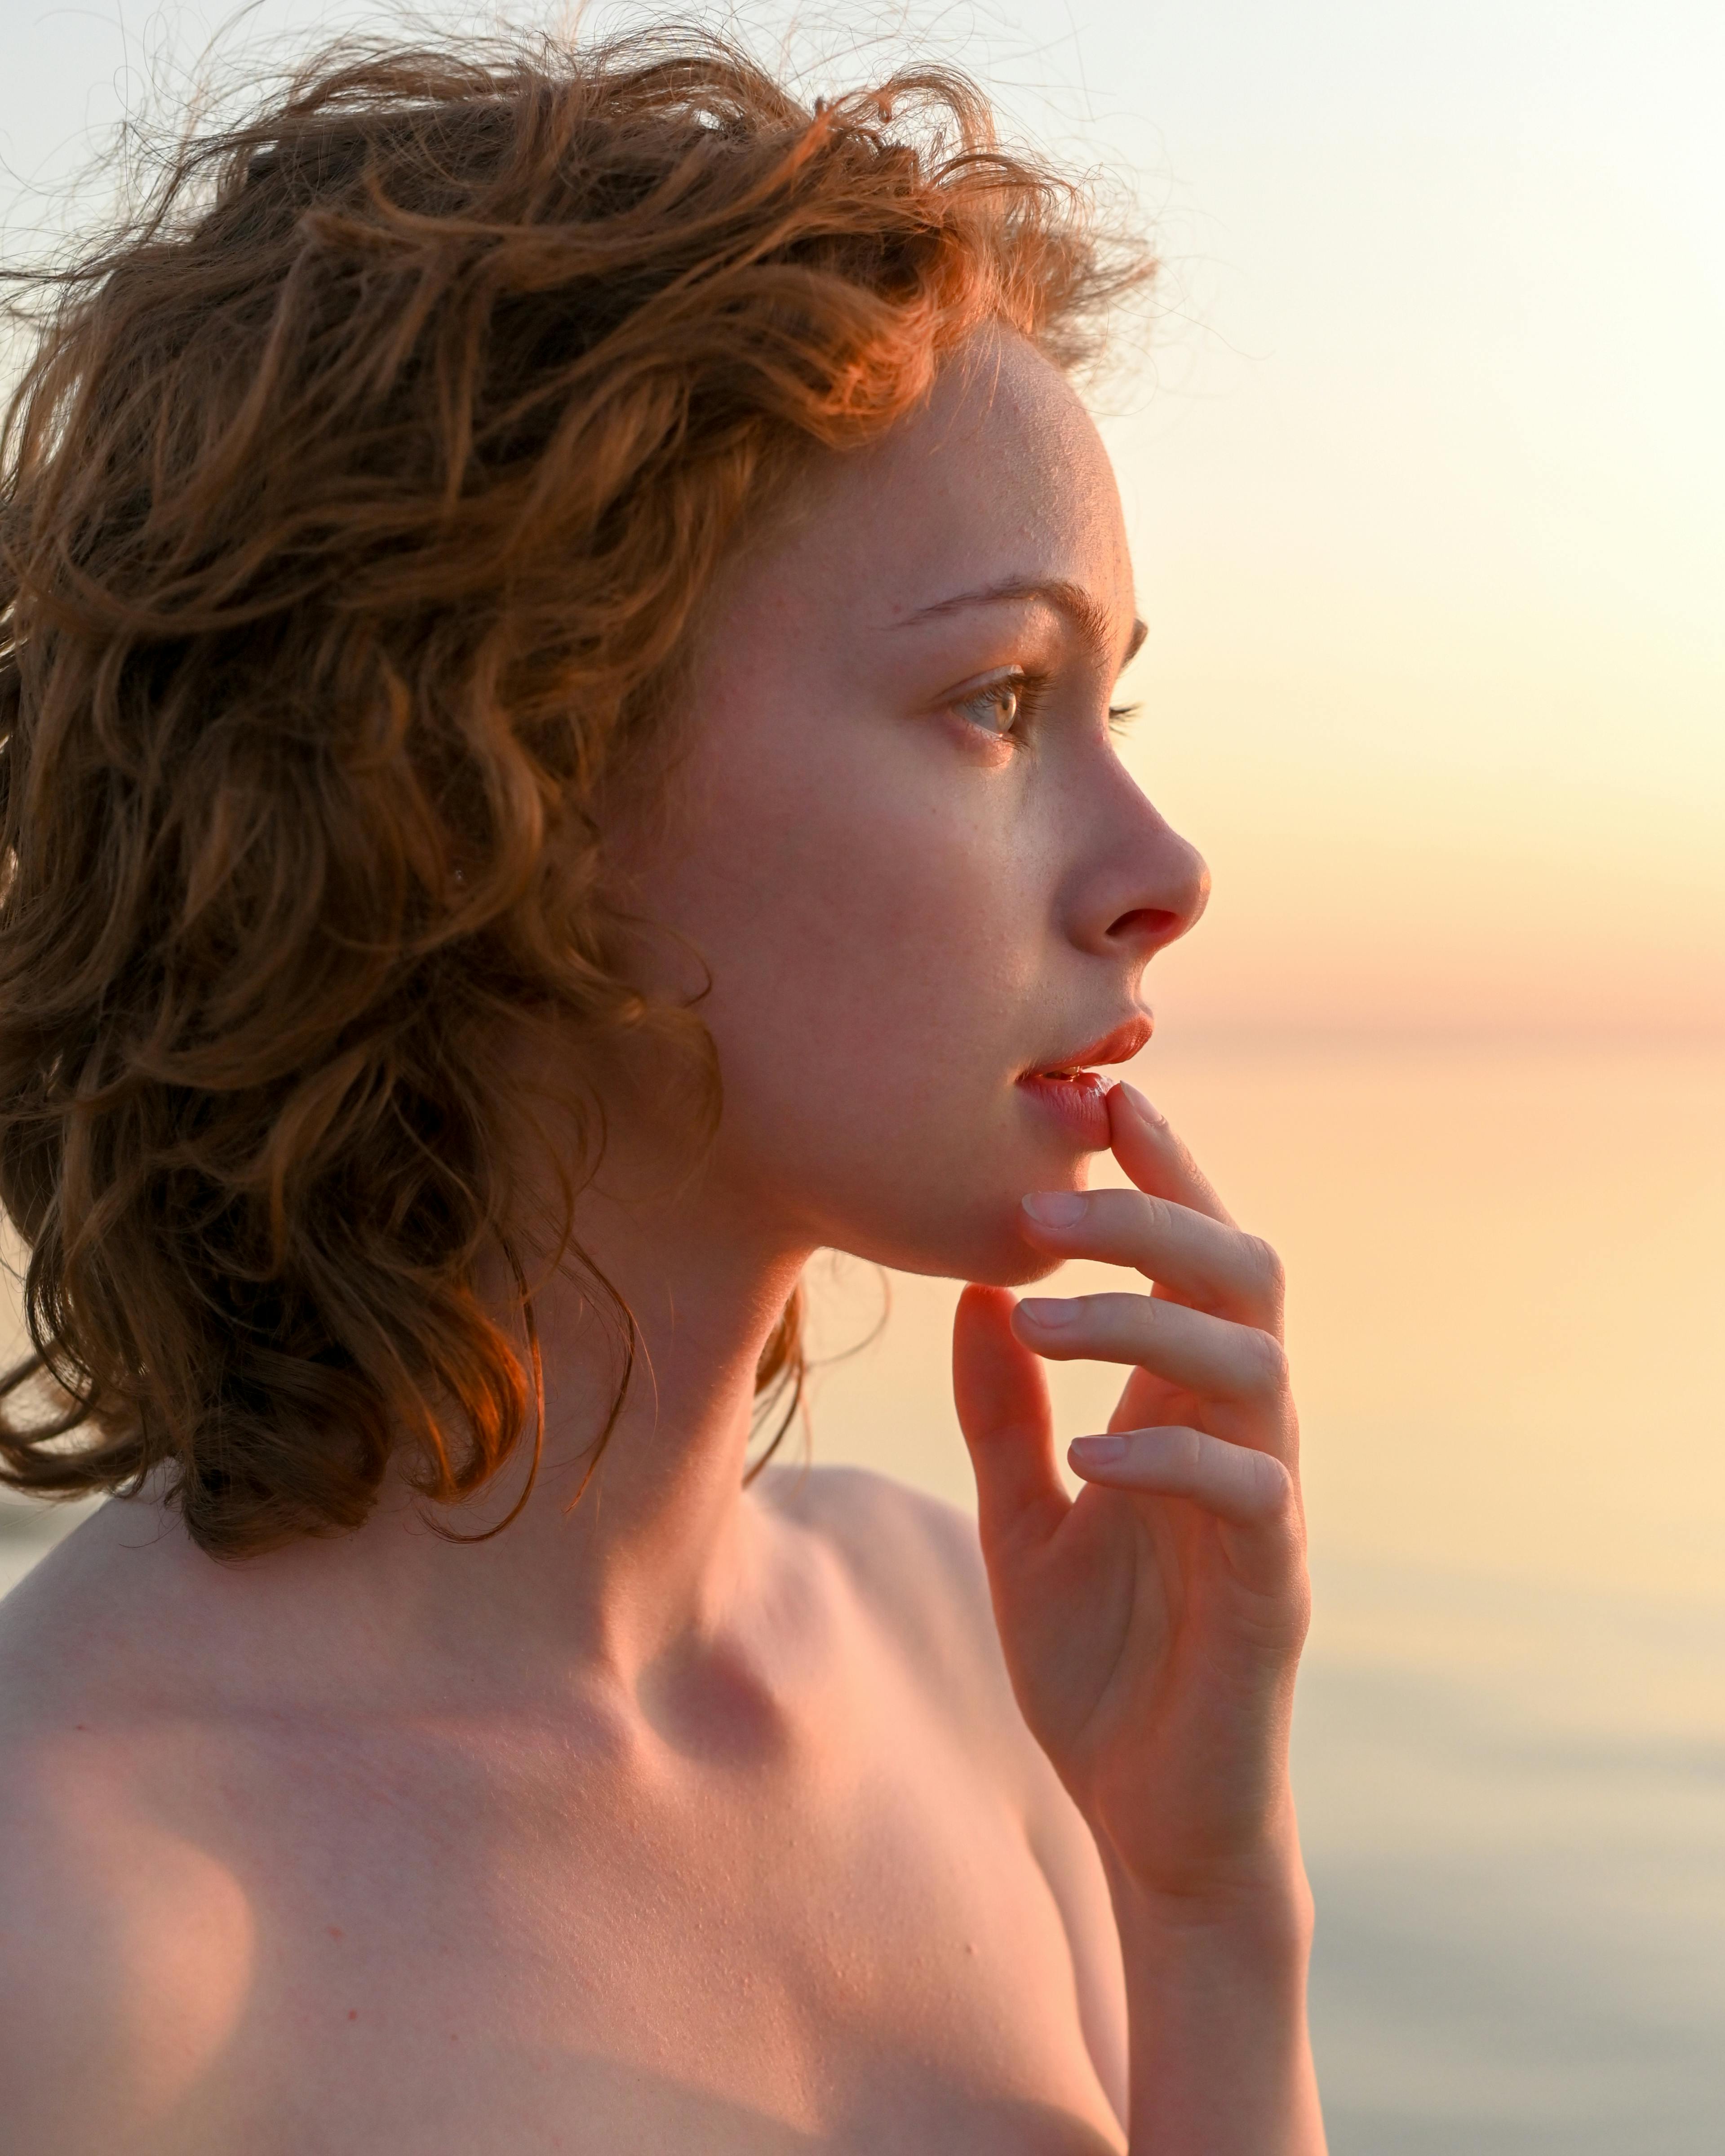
<box><xmin>951</xmin><ymin>670</ymin><xmax>1140</xmax><ymax>742</ymax></box>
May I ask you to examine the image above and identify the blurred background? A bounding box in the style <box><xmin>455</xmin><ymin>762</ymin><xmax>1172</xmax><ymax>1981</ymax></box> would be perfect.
<box><xmin>4</xmin><ymin>3</ymin><xmax>1722</xmax><ymax>2148</ymax></box>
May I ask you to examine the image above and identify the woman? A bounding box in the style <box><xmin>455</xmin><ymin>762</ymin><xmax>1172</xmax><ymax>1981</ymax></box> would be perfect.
<box><xmin>0</xmin><ymin>31</ymin><xmax>1323</xmax><ymax>2152</ymax></box>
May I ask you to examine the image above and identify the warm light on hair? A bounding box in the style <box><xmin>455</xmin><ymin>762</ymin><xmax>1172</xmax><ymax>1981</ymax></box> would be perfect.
<box><xmin>0</xmin><ymin>27</ymin><xmax>1146</xmax><ymax>1556</ymax></box>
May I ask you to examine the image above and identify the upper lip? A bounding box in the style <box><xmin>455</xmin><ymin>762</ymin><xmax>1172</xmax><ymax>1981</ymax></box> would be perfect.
<box><xmin>1023</xmin><ymin>1014</ymin><xmax>1153</xmax><ymax>1076</ymax></box>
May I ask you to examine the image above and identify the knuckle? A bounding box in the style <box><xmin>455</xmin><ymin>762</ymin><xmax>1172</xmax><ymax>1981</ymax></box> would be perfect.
<box><xmin>1240</xmin><ymin>1233</ymin><xmax>1286</xmax><ymax>1305</ymax></box>
<box><xmin>1170</xmin><ymin>1425</ymin><xmax>1206</xmax><ymax>1474</ymax></box>
<box><xmin>1248</xmin><ymin>1449</ymin><xmax>1294</xmax><ymax>1512</ymax></box>
<box><xmin>1264</xmin><ymin>1564</ymin><xmax>1314</xmax><ymax>1655</ymax></box>
<box><xmin>1242</xmin><ymin>1327</ymin><xmax>1290</xmax><ymax>1396</ymax></box>
<box><xmin>1123</xmin><ymin>1189</ymin><xmax>1176</xmax><ymax>1249</ymax></box>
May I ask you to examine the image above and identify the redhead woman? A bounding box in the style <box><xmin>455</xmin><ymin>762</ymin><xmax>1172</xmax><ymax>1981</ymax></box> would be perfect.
<box><xmin>0</xmin><ymin>32</ymin><xmax>1324</xmax><ymax>2153</ymax></box>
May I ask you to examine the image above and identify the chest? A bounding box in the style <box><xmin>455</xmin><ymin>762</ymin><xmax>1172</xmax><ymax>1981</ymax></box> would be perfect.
<box><xmin>181</xmin><ymin>1706</ymin><xmax>1123</xmax><ymax>2154</ymax></box>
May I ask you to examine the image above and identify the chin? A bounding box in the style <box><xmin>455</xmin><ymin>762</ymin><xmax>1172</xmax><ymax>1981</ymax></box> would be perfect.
<box><xmin>767</xmin><ymin>1090</ymin><xmax>1100</xmax><ymax>1285</ymax></box>
<box><xmin>958</xmin><ymin>1241</ymin><xmax>1068</xmax><ymax>1290</ymax></box>
<box><xmin>829</xmin><ymin>1179</ymin><xmax>1075</xmax><ymax>1290</ymax></box>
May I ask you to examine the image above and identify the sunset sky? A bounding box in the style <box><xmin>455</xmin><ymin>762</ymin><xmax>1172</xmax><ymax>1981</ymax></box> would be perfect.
<box><xmin>1087</xmin><ymin>0</ymin><xmax>1725</xmax><ymax>1037</ymax></box>
<box><xmin>5</xmin><ymin>0</ymin><xmax>1721</xmax><ymax>1036</ymax></box>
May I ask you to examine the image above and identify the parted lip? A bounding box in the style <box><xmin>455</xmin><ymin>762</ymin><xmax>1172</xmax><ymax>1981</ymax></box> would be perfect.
<box><xmin>1021</xmin><ymin>1014</ymin><xmax>1153</xmax><ymax>1077</ymax></box>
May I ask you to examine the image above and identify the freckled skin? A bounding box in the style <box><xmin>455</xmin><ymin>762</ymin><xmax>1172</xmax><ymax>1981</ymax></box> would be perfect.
<box><xmin>611</xmin><ymin>335</ymin><xmax>1205</xmax><ymax>1287</ymax></box>
<box><xmin>0</xmin><ymin>333</ymin><xmax>1318</xmax><ymax>2153</ymax></box>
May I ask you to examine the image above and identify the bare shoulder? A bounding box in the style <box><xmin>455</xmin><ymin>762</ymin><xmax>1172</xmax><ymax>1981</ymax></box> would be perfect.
<box><xmin>759</xmin><ymin>1463</ymin><xmax>1011</xmax><ymax>1728</ymax></box>
<box><xmin>0</xmin><ymin>1513</ymin><xmax>245</xmax><ymax>2153</ymax></box>
<box><xmin>759</xmin><ymin>1461</ymin><xmax>1128</xmax><ymax>2103</ymax></box>
<box><xmin>0</xmin><ymin>1725</ymin><xmax>168</xmax><ymax>2156</ymax></box>
<box><xmin>758</xmin><ymin>1463</ymin><xmax>1098</xmax><ymax>1828</ymax></box>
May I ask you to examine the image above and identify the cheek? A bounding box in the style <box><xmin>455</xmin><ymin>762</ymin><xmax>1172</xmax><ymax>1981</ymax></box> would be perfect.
<box><xmin>696</xmin><ymin>755</ymin><xmax>1033</xmax><ymax>1082</ymax></box>
<box><xmin>668</xmin><ymin>750</ymin><xmax>1069</xmax><ymax>1274</ymax></box>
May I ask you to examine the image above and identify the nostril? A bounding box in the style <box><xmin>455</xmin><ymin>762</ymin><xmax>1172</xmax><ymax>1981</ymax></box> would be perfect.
<box><xmin>1107</xmin><ymin>905</ymin><xmax>1182</xmax><ymax>949</ymax></box>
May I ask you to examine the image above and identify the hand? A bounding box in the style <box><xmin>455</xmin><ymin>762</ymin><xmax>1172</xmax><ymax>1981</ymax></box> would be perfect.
<box><xmin>953</xmin><ymin>1081</ymin><xmax>1310</xmax><ymax>1908</ymax></box>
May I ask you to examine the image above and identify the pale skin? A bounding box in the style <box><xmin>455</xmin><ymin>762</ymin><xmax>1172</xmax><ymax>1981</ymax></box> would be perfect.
<box><xmin>0</xmin><ymin>330</ymin><xmax>1324</xmax><ymax>2152</ymax></box>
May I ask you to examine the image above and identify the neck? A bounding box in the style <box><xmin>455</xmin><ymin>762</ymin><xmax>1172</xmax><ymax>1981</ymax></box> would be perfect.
<box><xmin>486</xmin><ymin>1161</ymin><xmax>811</xmax><ymax>1674</ymax></box>
<box><xmin>143</xmin><ymin>1137</ymin><xmax>815</xmax><ymax>1704</ymax></box>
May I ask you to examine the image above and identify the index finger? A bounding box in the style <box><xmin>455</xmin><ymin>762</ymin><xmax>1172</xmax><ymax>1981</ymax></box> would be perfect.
<box><xmin>1106</xmin><ymin>1081</ymin><xmax>1235</xmax><ymax>1226</ymax></box>
<box><xmin>1018</xmin><ymin>1186</ymin><xmax>1280</xmax><ymax>1325</ymax></box>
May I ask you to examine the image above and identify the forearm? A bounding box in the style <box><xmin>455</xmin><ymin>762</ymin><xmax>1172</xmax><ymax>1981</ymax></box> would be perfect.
<box><xmin>1106</xmin><ymin>1829</ymin><xmax>1326</xmax><ymax>2155</ymax></box>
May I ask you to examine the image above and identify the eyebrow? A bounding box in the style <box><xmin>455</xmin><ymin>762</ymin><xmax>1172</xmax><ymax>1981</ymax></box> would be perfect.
<box><xmin>893</xmin><ymin>577</ymin><xmax>1147</xmax><ymax>668</ymax></box>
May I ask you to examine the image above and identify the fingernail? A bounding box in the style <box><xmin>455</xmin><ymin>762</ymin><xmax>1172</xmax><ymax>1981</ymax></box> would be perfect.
<box><xmin>1021</xmin><ymin>1191</ymin><xmax>1088</xmax><ymax>1226</ymax></box>
<box><xmin>1117</xmin><ymin>1081</ymin><xmax>1166</xmax><ymax>1127</ymax></box>
<box><xmin>1069</xmin><ymin>1434</ymin><xmax>1126</xmax><ymax>1466</ymax></box>
<box><xmin>1018</xmin><ymin>1297</ymin><xmax>1079</xmax><ymax>1328</ymax></box>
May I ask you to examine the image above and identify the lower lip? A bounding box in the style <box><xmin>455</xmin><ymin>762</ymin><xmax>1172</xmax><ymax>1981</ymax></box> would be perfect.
<box><xmin>1016</xmin><ymin>1070</ymin><xmax>1112</xmax><ymax>1149</ymax></box>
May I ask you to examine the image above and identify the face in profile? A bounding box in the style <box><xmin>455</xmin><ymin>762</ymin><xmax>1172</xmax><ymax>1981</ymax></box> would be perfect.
<box><xmin>608</xmin><ymin>330</ymin><xmax>1209</xmax><ymax>1288</ymax></box>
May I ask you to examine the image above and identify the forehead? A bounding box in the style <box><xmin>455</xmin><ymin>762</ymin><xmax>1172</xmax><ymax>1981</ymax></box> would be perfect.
<box><xmin>763</xmin><ymin>332</ymin><xmax>1133</xmax><ymax>635</ymax></box>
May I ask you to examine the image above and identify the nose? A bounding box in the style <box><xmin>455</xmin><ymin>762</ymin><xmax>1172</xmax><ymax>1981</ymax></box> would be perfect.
<box><xmin>1107</xmin><ymin>824</ymin><xmax>1210</xmax><ymax>955</ymax></box>
<box><xmin>1071</xmin><ymin>769</ymin><xmax>1210</xmax><ymax>963</ymax></box>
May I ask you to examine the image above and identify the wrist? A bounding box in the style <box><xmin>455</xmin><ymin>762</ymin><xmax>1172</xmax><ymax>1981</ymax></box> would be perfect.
<box><xmin>1106</xmin><ymin>1831</ymin><xmax>1326</xmax><ymax>2156</ymax></box>
<box><xmin>1094</xmin><ymin>1792</ymin><xmax>1314</xmax><ymax>1943</ymax></box>
<box><xmin>1112</xmin><ymin>1867</ymin><xmax>1313</xmax><ymax>1976</ymax></box>
<box><xmin>1109</xmin><ymin>1861</ymin><xmax>1316</xmax><ymax>1992</ymax></box>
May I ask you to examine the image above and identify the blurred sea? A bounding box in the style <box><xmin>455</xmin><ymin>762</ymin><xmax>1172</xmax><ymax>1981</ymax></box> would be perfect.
<box><xmin>4</xmin><ymin>1035</ymin><xmax>1722</xmax><ymax>2149</ymax></box>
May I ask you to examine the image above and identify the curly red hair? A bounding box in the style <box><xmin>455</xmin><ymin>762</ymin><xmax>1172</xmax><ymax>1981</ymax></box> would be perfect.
<box><xmin>0</xmin><ymin>27</ymin><xmax>1145</xmax><ymax>1555</ymax></box>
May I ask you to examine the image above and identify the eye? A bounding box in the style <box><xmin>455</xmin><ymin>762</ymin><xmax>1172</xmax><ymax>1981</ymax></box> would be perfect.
<box><xmin>950</xmin><ymin>670</ymin><xmax>1043</xmax><ymax>739</ymax></box>
<box><xmin>1107</xmin><ymin>701</ymin><xmax>1141</xmax><ymax>735</ymax></box>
